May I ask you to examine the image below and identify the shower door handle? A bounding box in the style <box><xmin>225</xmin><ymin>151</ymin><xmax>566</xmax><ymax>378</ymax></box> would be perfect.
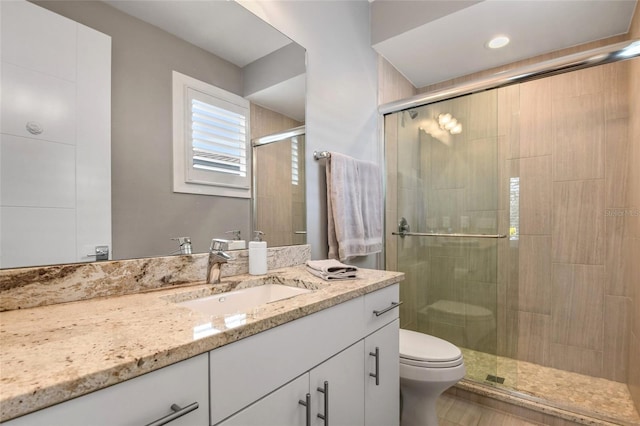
<box><xmin>392</xmin><ymin>231</ymin><xmax>507</xmax><ymax>238</ymax></box>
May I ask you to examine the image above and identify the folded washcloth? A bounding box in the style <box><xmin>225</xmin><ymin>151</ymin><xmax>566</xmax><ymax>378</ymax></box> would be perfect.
<box><xmin>306</xmin><ymin>259</ymin><xmax>358</xmax><ymax>274</ymax></box>
<box><xmin>306</xmin><ymin>266</ymin><xmax>357</xmax><ymax>281</ymax></box>
<box><xmin>306</xmin><ymin>259</ymin><xmax>358</xmax><ymax>281</ymax></box>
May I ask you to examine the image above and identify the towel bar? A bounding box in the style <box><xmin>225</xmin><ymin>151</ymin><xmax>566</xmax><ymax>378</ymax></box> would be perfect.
<box><xmin>313</xmin><ymin>151</ymin><xmax>331</xmax><ymax>160</ymax></box>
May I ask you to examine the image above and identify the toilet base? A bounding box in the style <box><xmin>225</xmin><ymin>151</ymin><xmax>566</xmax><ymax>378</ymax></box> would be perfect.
<box><xmin>400</xmin><ymin>388</ymin><xmax>439</xmax><ymax>426</ymax></box>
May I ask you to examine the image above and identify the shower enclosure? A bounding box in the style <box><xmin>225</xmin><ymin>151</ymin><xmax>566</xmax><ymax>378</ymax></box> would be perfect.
<box><xmin>384</xmin><ymin>45</ymin><xmax>639</xmax><ymax>424</ymax></box>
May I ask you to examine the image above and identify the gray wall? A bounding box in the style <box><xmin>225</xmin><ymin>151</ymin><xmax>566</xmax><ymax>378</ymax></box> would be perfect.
<box><xmin>34</xmin><ymin>1</ymin><xmax>251</xmax><ymax>259</ymax></box>
<box><xmin>241</xmin><ymin>0</ymin><xmax>380</xmax><ymax>268</ymax></box>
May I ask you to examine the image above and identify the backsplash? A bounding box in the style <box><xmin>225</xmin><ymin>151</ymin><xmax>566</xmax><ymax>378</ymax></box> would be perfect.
<box><xmin>0</xmin><ymin>245</ymin><xmax>311</xmax><ymax>311</ymax></box>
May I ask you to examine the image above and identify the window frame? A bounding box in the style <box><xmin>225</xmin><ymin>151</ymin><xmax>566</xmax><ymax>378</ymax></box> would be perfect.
<box><xmin>172</xmin><ymin>71</ymin><xmax>251</xmax><ymax>198</ymax></box>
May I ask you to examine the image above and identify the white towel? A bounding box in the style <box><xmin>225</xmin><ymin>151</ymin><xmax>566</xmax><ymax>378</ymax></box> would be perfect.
<box><xmin>306</xmin><ymin>259</ymin><xmax>358</xmax><ymax>281</ymax></box>
<box><xmin>326</xmin><ymin>152</ymin><xmax>383</xmax><ymax>261</ymax></box>
<box><xmin>306</xmin><ymin>267</ymin><xmax>357</xmax><ymax>281</ymax></box>
<box><xmin>307</xmin><ymin>259</ymin><xmax>358</xmax><ymax>274</ymax></box>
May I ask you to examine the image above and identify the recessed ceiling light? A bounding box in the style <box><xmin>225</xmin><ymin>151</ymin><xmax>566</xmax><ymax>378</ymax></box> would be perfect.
<box><xmin>487</xmin><ymin>35</ymin><xmax>510</xmax><ymax>49</ymax></box>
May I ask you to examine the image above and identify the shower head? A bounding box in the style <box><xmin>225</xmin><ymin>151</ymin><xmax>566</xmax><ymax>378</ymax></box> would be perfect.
<box><xmin>408</xmin><ymin>109</ymin><xmax>418</xmax><ymax>119</ymax></box>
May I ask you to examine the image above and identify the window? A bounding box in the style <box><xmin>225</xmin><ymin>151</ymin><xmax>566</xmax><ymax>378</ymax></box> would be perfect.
<box><xmin>291</xmin><ymin>136</ymin><xmax>299</xmax><ymax>186</ymax></box>
<box><xmin>172</xmin><ymin>71</ymin><xmax>250</xmax><ymax>198</ymax></box>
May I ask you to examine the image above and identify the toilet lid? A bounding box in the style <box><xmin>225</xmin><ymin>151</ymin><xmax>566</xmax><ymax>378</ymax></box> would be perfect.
<box><xmin>399</xmin><ymin>329</ymin><xmax>463</xmax><ymax>367</ymax></box>
<box><xmin>425</xmin><ymin>300</ymin><xmax>494</xmax><ymax>319</ymax></box>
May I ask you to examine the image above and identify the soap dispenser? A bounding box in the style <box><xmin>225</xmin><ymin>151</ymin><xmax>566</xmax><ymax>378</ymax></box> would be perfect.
<box><xmin>249</xmin><ymin>231</ymin><xmax>267</xmax><ymax>275</ymax></box>
<box><xmin>225</xmin><ymin>230</ymin><xmax>246</xmax><ymax>250</ymax></box>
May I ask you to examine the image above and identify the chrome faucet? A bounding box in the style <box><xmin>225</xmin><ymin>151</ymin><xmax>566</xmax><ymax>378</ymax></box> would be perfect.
<box><xmin>207</xmin><ymin>239</ymin><xmax>231</xmax><ymax>284</ymax></box>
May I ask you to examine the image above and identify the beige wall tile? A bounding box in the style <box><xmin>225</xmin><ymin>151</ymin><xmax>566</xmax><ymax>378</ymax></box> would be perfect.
<box><xmin>551</xmin><ymin>264</ymin><xmax>604</xmax><ymax>351</ymax></box>
<box><xmin>427</xmin><ymin>255</ymin><xmax>466</xmax><ymax>305</ymax></box>
<box><xmin>517</xmin><ymin>311</ymin><xmax>550</xmax><ymax>365</ymax></box>
<box><xmin>605</xmin><ymin>117</ymin><xmax>630</xmax><ymax>208</ymax></box>
<box><xmin>497</xmin><ymin>85</ymin><xmax>520</xmax><ymax>144</ymax></box>
<box><xmin>550</xmin><ymin>65</ymin><xmax>603</xmax><ymax>99</ymax></box>
<box><xmin>603</xmin><ymin>61</ymin><xmax>630</xmax><ymax>121</ymax></box>
<box><xmin>603</xmin><ymin>296</ymin><xmax>631</xmax><ymax>382</ymax></box>
<box><xmin>549</xmin><ymin>343</ymin><xmax>603</xmax><ymax>377</ymax></box>
<box><xmin>552</xmin><ymin>179</ymin><xmax>605</xmax><ymax>265</ymax></box>
<box><xmin>466</xmin><ymin>90</ymin><xmax>498</xmax><ymax>141</ymax></box>
<box><xmin>468</xmin><ymin>243</ymin><xmax>498</xmax><ymax>284</ymax></box>
<box><xmin>466</xmin><ymin>137</ymin><xmax>499</xmax><ymax>211</ymax></box>
<box><xmin>519</xmin><ymin>79</ymin><xmax>552</xmax><ymax>158</ymax></box>
<box><xmin>519</xmin><ymin>156</ymin><xmax>552</xmax><ymax>235</ymax></box>
<box><xmin>630</xmin><ymin>237</ymin><xmax>640</xmax><ymax>337</ymax></box>
<box><xmin>552</xmin><ymin>93</ymin><xmax>605</xmax><ymax>181</ymax></box>
<box><xmin>518</xmin><ymin>236</ymin><xmax>552</xmax><ymax>315</ymax></box>
<box><xmin>606</xmin><ymin>215</ymin><xmax>630</xmax><ymax>297</ymax></box>
<box><xmin>429</xmin><ymin>132</ymin><xmax>467</xmax><ymax>190</ymax></box>
<box><xmin>629</xmin><ymin>330</ymin><xmax>640</xmax><ymax>411</ymax></box>
<box><xmin>377</xmin><ymin>55</ymin><xmax>417</xmax><ymax>106</ymax></box>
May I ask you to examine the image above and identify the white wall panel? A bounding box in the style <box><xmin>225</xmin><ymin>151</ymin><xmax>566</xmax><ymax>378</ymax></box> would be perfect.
<box><xmin>0</xmin><ymin>134</ymin><xmax>75</xmax><ymax>208</ymax></box>
<box><xmin>0</xmin><ymin>0</ymin><xmax>77</xmax><ymax>81</ymax></box>
<box><xmin>1</xmin><ymin>62</ymin><xmax>77</xmax><ymax>145</ymax></box>
<box><xmin>76</xmin><ymin>25</ymin><xmax>112</xmax><ymax>261</ymax></box>
<box><xmin>0</xmin><ymin>207</ymin><xmax>76</xmax><ymax>268</ymax></box>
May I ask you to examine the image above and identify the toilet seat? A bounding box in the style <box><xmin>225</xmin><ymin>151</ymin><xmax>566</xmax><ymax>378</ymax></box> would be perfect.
<box><xmin>400</xmin><ymin>329</ymin><xmax>463</xmax><ymax>368</ymax></box>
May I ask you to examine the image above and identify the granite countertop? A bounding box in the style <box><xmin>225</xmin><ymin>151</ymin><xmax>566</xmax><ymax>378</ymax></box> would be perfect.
<box><xmin>0</xmin><ymin>265</ymin><xmax>403</xmax><ymax>422</ymax></box>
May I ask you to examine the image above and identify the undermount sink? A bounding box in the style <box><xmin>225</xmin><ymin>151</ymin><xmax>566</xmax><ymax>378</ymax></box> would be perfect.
<box><xmin>177</xmin><ymin>284</ymin><xmax>313</xmax><ymax>317</ymax></box>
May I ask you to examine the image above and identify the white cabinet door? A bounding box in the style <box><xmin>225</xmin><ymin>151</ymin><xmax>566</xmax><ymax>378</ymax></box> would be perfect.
<box><xmin>365</xmin><ymin>319</ymin><xmax>400</xmax><ymax>426</ymax></box>
<box><xmin>217</xmin><ymin>374</ymin><xmax>310</xmax><ymax>426</ymax></box>
<box><xmin>310</xmin><ymin>341</ymin><xmax>365</xmax><ymax>426</ymax></box>
<box><xmin>3</xmin><ymin>354</ymin><xmax>209</xmax><ymax>426</ymax></box>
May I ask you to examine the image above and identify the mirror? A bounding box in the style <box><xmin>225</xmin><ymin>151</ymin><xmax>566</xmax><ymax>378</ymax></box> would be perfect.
<box><xmin>0</xmin><ymin>0</ymin><xmax>306</xmax><ymax>269</ymax></box>
<box><xmin>253</xmin><ymin>126</ymin><xmax>307</xmax><ymax>247</ymax></box>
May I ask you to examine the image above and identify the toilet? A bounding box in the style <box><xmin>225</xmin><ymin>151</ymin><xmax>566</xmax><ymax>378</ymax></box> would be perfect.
<box><xmin>399</xmin><ymin>329</ymin><xmax>466</xmax><ymax>426</ymax></box>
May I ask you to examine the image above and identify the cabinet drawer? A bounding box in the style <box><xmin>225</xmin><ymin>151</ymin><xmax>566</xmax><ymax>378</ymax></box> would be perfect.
<box><xmin>364</xmin><ymin>284</ymin><xmax>400</xmax><ymax>335</ymax></box>
<box><xmin>4</xmin><ymin>354</ymin><xmax>209</xmax><ymax>426</ymax></box>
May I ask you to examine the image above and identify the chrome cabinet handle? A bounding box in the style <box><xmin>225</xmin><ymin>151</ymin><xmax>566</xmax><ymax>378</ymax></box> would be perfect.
<box><xmin>299</xmin><ymin>393</ymin><xmax>311</xmax><ymax>426</ymax></box>
<box><xmin>369</xmin><ymin>347</ymin><xmax>380</xmax><ymax>386</ymax></box>
<box><xmin>373</xmin><ymin>301</ymin><xmax>403</xmax><ymax>317</ymax></box>
<box><xmin>317</xmin><ymin>381</ymin><xmax>329</xmax><ymax>425</ymax></box>
<box><xmin>144</xmin><ymin>402</ymin><xmax>199</xmax><ymax>426</ymax></box>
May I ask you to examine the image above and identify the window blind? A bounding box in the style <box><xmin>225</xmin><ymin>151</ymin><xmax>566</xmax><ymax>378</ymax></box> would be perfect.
<box><xmin>191</xmin><ymin>98</ymin><xmax>246</xmax><ymax>177</ymax></box>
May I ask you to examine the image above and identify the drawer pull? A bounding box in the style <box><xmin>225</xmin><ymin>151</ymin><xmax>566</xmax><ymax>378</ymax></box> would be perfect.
<box><xmin>317</xmin><ymin>380</ymin><xmax>329</xmax><ymax>425</ymax></box>
<box><xmin>373</xmin><ymin>301</ymin><xmax>403</xmax><ymax>317</ymax></box>
<box><xmin>369</xmin><ymin>347</ymin><xmax>380</xmax><ymax>385</ymax></box>
<box><xmin>299</xmin><ymin>393</ymin><xmax>311</xmax><ymax>426</ymax></box>
<box><xmin>145</xmin><ymin>402</ymin><xmax>199</xmax><ymax>426</ymax></box>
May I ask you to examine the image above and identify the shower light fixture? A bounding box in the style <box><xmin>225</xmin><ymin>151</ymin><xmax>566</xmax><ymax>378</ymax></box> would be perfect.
<box><xmin>487</xmin><ymin>35</ymin><xmax>510</xmax><ymax>49</ymax></box>
<box><xmin>438</xmin><ymin>113</ymin><xmax>462</xmax><ymax>135</ymax></box>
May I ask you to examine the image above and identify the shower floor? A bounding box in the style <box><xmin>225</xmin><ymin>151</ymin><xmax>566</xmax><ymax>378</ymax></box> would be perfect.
<box><xmin>461</xmin><ymin>348</ymin><xmax>640</xmax><ymax>425</ymax></box>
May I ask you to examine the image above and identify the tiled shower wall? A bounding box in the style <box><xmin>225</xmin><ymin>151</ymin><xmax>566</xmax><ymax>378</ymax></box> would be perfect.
<box><xmin>503</xmin><ymin>61</ymin><xmax>634</xmax><ymax>383</ymax></box>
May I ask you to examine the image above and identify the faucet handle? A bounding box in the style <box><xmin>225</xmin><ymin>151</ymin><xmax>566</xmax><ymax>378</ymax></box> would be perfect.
<box><xmin>210</xmin><ymin>238</ymin><xmax>229</xmax><ymax>252</ymax></box>
<box><xmin>225</xmin><ymin>230</ymin><xmax>242</xmax><ymax>240</ymax></box>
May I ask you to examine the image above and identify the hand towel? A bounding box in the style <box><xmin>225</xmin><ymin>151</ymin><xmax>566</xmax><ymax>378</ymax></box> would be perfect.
<box><xmin>306</xmin><ymin>266</ymin><xmax>357</xmax><ymax>281</ymax></box>
<box><xmin>326</xmin><ymin>152</ymin><xmax>383</xmax><ymax>261</ymax></box>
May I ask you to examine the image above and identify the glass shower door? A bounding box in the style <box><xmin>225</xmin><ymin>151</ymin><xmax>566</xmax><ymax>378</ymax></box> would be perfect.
<box><xmin>389</xmin><ymin>89</ymin><xmax>507</xmax><ymax>387</ymax></box>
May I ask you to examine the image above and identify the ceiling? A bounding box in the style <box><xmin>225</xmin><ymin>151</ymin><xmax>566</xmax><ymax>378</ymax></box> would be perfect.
<box><xmin>372</xmin><ymin>0</ymin><xmax>638</xmax><ymax>88</ymax></box>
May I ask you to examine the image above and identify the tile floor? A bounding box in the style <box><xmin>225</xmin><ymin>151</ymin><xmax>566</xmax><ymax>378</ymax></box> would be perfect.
<box><xmin>437</xmin><ymin>393</ymin><xmax>542</xmax><ymax>426</ymax></box>
<box><xmin>461</xmin><ymin>348</ymin><xmax>640</xmax><ymax>425</ymax></box>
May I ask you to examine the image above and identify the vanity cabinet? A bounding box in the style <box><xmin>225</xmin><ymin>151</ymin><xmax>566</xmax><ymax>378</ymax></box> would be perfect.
<box><xmin>211</xmin><ymin>284</ymin><xmax>400</xmax><ymax>426</ymax></box>
<box><xmin>2</xmin><ymin>284</ymin><xmax>400</xmax><ymax>426</ymax></box>
<box><xmin>3</xmin><ymin>353</ymin><xmax>209</xmax><ymax>426</ymax></box>
<box><xmin>219</xmin><ymin>342</ymin><xmax>364</xmax><ymax>426</ymax></box>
